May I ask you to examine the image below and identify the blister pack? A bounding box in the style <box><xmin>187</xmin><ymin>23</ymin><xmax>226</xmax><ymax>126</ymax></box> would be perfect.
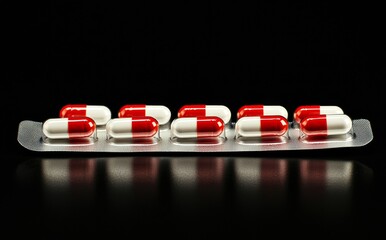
<box><xmin>17</xmin><ymin>104</ymin><xmax>373</xmax><ymax>152</ymax></box>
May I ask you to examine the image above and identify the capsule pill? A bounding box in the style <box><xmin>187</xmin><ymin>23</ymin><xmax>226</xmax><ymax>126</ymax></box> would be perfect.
<box><xmin>60</xmin><ymin>104</ymin><xmax>111</xmax><ymax>125</ymax></box>
<box><xmin>294</xmin><ymin>105</ymin><xmax>343</xmax><ymax>123</ymax></box>
<box><xmin>177</xmin><ymin>105</ymin><xmax>231</xmax><ymax>124</ymax></box>
<box><xmin>106</xmin><ymin>117</ymin><xmax>159</xmax><ymax>139</ymax></box>
<box><xmin>118</xmin><ymin>104</ymin><xmax>171</xmax><ymax>125</ymax></box>
<box><xmin>42</xmin><ymin>117</ymin><xmax>96</xmax><ymax>139</ymax></box>
<box><xmin>170</xmin><ymin>116</ymin><xmax>225</xmax><ymax>139</ymax></box>
<box><xmin>235</xmin><ymin>116</ymin><xmax>289</xmax><ymax>137</ymax></box>
<box><xmin>237</xmin><ymin>105</ymin><xmax>288</xmax><ymax>119</ymax></box>
<box><xmin>300</xmin><ymin>114</ymin><xmax>352</xmax><ymax>136</ymax></box>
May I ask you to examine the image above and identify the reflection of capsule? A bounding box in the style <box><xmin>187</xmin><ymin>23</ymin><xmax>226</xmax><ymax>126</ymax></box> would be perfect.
<box><xmin>237</xmin><ymin>105</ymin><xmax>288</xmax><ymax>119</ymax></box>
<box><xmin>293</xmin><ymin>105</ymin><xmax>343</xmax><ymax>123</ymax></box>
<box><xmin>43</xmin><ymin>117</ymin><xmax>96</xmax><ymax>139</ymax></box>
<box><xmin>300</xmin><ymin>114</ymin><xmax>352</xmax><ymax>136</ymax></box>
<box><xmin>171</xmin><ymin>117</ymin><xmax>225</xmax><ymax>138</ymax></box>
<box><xmin>235</xmin><ymin>116</ymin><xmax>289</xmax><ymax>137</ymax></box>
<box><xmin>118</xmin><ymin>104</ymin><xmax>171</xmax><ymax>125</ymax></box>
<box><xmin>177</xmin><ymin>105</ymin><xmax>231</xmax><ymax>124</ymax></box>
<box><xmin>59</xmin><ymin>104</ymin><xmax>111</xmax><ymax>125</ymax></box>
<box><xmin>106</xmin><ymin>117</ymin><xmax>159</xmax><ymax>139</ymax></box>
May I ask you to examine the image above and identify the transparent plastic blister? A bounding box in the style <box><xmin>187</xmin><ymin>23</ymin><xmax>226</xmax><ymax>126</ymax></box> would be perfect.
<box><xmin>17</xmin><ymin>104</ymin><xmax>373</xmax><ymax>152</ymax></box>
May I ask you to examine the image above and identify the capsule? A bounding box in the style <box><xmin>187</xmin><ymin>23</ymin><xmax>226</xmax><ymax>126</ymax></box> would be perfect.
<box><xmin>177</xmin><ymin>105</ymin><xmax>231</xmax><ymax>124</ymax></box>
<box><xmin>118</xmin><ymin>104</ymin><xmax>171</xmax><ymax>125</ymax></box>
<box><xmin>235</xmin><ymin>116</ymin><xmax>289</xmax><ymax>137</ymax></box>
<box><xmin>300</xmin><ymin>114</ymin><xmax>352</xmax><ymax>136</ymax></box>
<box><xmin>106</xmin><ymin>117</ymin><xmax>159</xmax><ymax>139</ymax></box>
<box><xmin>293</xmin><ymin>105</ymin><xmax>343</xmax><ymax>123</ymax></box>
<box><xmin>42</xmin><ymin>117</ymin><xmax>96</xmax><ymax>139</ymax></box>
<box><xmin>59</xmin><ymin>104</ymin><xmax>111</xmax><ymax>126</ymax></box>
<box><xmin>237</xmin><ymin>105</ymin><xmax>288</xmax><ymax>119</ymax></box>
<box><xmin>171</xmin><ymin>117</ymin><xmax>225</xmax><ymax>139</ymax></box>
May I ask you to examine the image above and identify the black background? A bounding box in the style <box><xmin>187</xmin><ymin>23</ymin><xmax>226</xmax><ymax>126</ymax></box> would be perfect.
<box><xmin>3</xmin><ymin>1</ymin><xmax>385</xmax><ymax>149</ymax></box>
<box><xmin>2</xmin><ymin>1</ymin><xmax>386</xmax><ymax>239</ymax></box>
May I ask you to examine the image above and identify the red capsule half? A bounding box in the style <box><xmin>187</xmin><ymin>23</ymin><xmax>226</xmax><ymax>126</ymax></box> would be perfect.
<box><xmin>42</xmin><ymin>117</ymin><xmax>96</xmax><ymax>139</ymax></box>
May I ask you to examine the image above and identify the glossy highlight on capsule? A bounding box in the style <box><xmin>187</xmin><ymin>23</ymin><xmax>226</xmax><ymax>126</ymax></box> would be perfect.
<box><xmin>300</xmin><ymin>114</ymin><xmax>352</xmax><ymax>136</ymax></box>
<box><xmin>235</xmin><ymin>116</ymin><xmax>289</xmax><ymax>138</ymax></box>
<box><xmin>42</xmin><ymin>117</ymin><xmax>96</xmax><ymax>139</ymax></box>
<box><xmin>237</xmin><ymin>105</ymin><xmax>288</xmax><ymax>119</ymax></box>
<box><xmin>170</xmin><ymin>116</ymin><xmax>225</xmax><ymax>139</ymax></box>
<box><xmin>293</xmin><ymin>105</ymin><xmax>343</xmax><ymax>123</ymax></box>
<box><xmin>59</xmin><ymin>104</ymin><xmax>111</xmax><ymax>125</ymax></box>
<box><xmin>177</xmin><ymin>105</ymin><xmax>231</xmax><ymax>124</ymax></box>
<box><xmin>106</xmin><ymin>117</ymin><xmax>159</xmax><ymax>139</ymax></box>
<box><xmin>118</xmin><ymin>104</ymin><xmax>171</xmax><ymax>125</ymax></box>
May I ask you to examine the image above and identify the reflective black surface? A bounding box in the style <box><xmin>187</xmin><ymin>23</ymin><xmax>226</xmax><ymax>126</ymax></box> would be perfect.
<box><xmin>2</xmin><ymin>155</ymin><xmax>385</xmax><ymax>238</ymax></box>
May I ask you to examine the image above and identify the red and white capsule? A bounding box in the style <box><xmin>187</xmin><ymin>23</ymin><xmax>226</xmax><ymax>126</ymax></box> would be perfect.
<box><xmin>177</xmin><ymin>105</ymin><xmax>231</xmax><ymax>124</ymax></box>
<box><xmin>235</xmin><ymin>116</ymin><xmax>289</xmax><ymax>137</ymax></box>
<box><xmin>300</xmin><ymin>114</ymin><xmax>352</xmax><ymax>136</ymax></box>
<box><xmin>171</xmin><ymin>117</ymin><xmax>225</xmax><ymax>139</ymax></box>
<box><xmin>60</xmin><ymin>104</ymin><xmax>111</xmax><ymax>125</ymax></box>
<box><xmin>294</xmin><ymin>105</ymin><xmax>343</xmax><ymax>123</ymax></box>
<box><xmin>42</xmin><ymin>117</ymin><xmax>96</xmax><ymax>139</ymax></box>
<box><xmin>118</xmin><ymin>104</ymin><xmax>171</xmax><ymax>125</ymax></box>
<box><xmin>237</xmin><ymin>105</ymin><xmax>288</xmax><ymax>119</ymax></box>
<box><xmin>106</xmin><ymin>117</ymin><xmax>159</xmax><ymax>139</ymax></box>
